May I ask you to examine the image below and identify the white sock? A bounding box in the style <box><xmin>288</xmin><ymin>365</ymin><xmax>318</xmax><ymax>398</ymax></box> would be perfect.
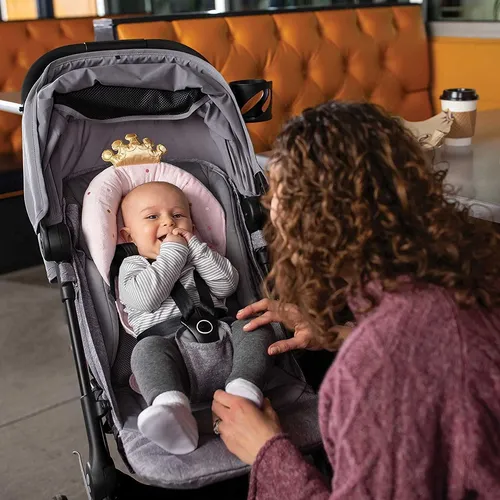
<box><xmin>225</xmin><ymin>378</ymin><xmax>264</xmax><ymax>408</ymax></box>
<box><xmin>137</xmin><ymin>391</ymin><xmax>198</xmax><ymax>455</ymax></box>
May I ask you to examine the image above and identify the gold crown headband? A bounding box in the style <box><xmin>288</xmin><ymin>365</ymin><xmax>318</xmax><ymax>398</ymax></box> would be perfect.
<box><xmin>101</xmin><ymin>134</ymin><xmax>167</xmax><ymax>167</ymax></box>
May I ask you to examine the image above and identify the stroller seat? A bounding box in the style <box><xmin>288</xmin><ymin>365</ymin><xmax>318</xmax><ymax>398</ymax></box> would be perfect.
<box><xmin>21</xmin><ymin>40</ymin><xmax>326</xmax><ymax>497</ymax></box>
<box><xmin>114</xmin><ymin>383</ymin><xmax>320</xmax><ymax>489</ymax></box>
<box><xmin>66</xmin><ymin>156</ymin><xmax>322</xmax><ymax>489</ymax></box>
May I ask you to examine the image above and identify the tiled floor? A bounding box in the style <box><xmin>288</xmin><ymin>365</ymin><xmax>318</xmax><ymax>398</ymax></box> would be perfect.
<box><xmin>0</xmin><ymin>266</ymin><xmax>123</xmax><ymax>500</ymax></box>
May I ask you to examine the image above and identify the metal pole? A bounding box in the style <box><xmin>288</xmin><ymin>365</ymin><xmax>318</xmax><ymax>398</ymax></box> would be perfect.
<box><xmin>214</xmin><ymin>0</ymin><xmax>229</xmax><ymax>12</ymax></box>
<box><xmin>96</xmin><ymin>0</ymin><xmax>107</xmax><ymax>16</ymax></box>
<box><xmin>421</xmin><ymin>0</ymin><xmax>429</xmax><ymax>23</ymax></box>
<box><xmin>36</xmin><ymin>0</ymin><xmax>54</xmax><ymax>18</ymax></box>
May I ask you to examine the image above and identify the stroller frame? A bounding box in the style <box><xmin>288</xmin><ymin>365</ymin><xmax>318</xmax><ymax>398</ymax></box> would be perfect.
<box><xmin>45</xmin><ymin>222</ymin><xmax>332</xmax><ymax>500</ymax></box>
<box><xmin>22</xmin><ymin>40</ymin><xmax>334</xmax><ymax>500</ymax></box>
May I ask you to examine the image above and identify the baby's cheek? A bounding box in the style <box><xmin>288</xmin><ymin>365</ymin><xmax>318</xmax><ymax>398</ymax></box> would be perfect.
<box><xmin>143</xmin><ymin>226</ymin><xmax>157</xmax><ymax>238</ymax></box>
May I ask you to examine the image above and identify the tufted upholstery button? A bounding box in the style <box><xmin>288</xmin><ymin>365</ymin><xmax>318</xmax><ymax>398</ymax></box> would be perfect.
<box><xmin>25</xmin><ymin>23</ymin><xmax>34</xmax><ymax>38</ymax></box>
<box><xmin>301</xmin><ymin>61</ymin><xmax>309</xmax><ymax>79</ymax></box>
<box><xmin>342</xmin><ymin>55</ymin><xmax>349</xmax><ymax>72</ymax></box>
<box><xmin>379</xmin><ymin>49</ymin><xmax>386</xmax><ymax>68</ymax></box>
<box><xmin>273</xmin><ymin>25</ymin><xmax>281</xmax><ymax>41</ymax></box>
<box><xmin>0</xmin><ymin>17</ymin><xmax>96</xmax><ymax>156</ymax></box>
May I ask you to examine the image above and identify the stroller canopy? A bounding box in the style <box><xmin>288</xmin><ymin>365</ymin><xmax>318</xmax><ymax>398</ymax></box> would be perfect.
<box><xmin>22</xmin><ymin>40</ymin><xmax>264</xmax><ymax>281</ymax></box>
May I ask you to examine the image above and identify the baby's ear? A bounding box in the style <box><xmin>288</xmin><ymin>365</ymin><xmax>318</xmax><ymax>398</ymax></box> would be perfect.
<box><xmin>120</xmin><ymin>227</ymin><xmax>133</xmax><ymax>243</ymax></box>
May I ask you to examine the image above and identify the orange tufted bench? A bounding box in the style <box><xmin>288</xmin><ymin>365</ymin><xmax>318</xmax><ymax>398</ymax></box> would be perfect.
<box><xmin>0</xmin><ymin>17</ymin><xmax>97</xmax><ymax>162</ymax></box>
<box><xmin>0</xmin><ymin>17</ymin><xmax>96</xmax><ymax>273</ymax></box>
<box><xmin>94</xmin><ymin>4</ymin><xmax>432</xmax><ymax>153</ymax></box>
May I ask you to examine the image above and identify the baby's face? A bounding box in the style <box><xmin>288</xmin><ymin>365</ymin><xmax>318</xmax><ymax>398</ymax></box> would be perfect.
<box><xmin>120</xmin><ymin>182</ymin><xmax>193</xmax><ymax>259</ymax></box>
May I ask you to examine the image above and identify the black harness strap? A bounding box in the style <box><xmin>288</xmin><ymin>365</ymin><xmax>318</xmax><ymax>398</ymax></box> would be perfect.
<box><xmin>170</xmin><ymin>271</ymin><xmax>220</xmax><ymax>344</ymax></box>
<box><xmin>170</xmin><ymin>279</ymin><xmax>196</xmax><ymax>321</ymax></box>
<box><xmin>193</xmin><ymin>270</ymin><xmax>215</xmax><ymax>313</ymax></box>
<box><xmin>109</xmin><ymin>243</ymin><xmax>140</xmax><ymax>299</ymax></box>
<box><xmin>111</xmin><ymin>243</ymin><xmax>223</xmax><ymax>344</ymax></box>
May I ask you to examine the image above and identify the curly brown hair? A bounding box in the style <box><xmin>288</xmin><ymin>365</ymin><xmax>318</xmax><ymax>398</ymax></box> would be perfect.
<box><xmin>264</xmin><ymin>101</ymin><xmax>500</xmax><ymax>349</ymax></box>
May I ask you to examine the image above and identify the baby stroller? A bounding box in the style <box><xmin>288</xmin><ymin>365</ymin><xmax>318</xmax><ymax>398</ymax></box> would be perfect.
<box><xmin>21</xmin><ymin>39</ymin><xmax>330</xmax><ymax>499</ymax></box>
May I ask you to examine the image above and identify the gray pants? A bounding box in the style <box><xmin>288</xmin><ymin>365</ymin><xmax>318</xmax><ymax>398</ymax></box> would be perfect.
<box><xmin>131</xmin><ymin>319</ymin><xmax>275</xmax><ymax>405</ymax></box>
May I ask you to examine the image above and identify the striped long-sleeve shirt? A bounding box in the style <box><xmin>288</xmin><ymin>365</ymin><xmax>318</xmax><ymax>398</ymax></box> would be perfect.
<box><xmin>118</xmin><ymin>236</ymin><xmax>239</xmax><ymax>337</ymax></box>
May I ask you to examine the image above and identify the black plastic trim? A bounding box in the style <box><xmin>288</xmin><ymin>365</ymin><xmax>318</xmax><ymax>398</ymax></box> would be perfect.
<box><xmin>40</xmin><ymin>222</ymin><xmax>72</xmax><ymax>263</ymax></box>
<box><xmin>59</xmin><ymin>278</ymin><xmax>117</xmax><ymax>499</ymax></box>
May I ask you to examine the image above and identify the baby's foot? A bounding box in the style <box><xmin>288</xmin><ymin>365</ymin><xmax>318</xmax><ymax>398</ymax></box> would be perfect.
<box><xmin>138</xmin><ymin>391</ymin><xmax>198</xmax><ymax>455</ymax></box>
<box><xmin>225</xmin><ymin>378</ymin><xmax>264</xmax><ymax>408</ymax></box>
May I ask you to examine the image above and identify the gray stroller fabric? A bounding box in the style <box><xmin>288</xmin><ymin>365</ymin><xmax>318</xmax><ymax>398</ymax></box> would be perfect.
<box><xmin>23</xmin><ymin>49</ymin><xmax>262</xmax><ymax>255</ymax></box>
<box><xmin>118</xmin><ymin>388</ymin><xmax>320</xmax><ymax>489</ymax></box>
<box><xmin>176</xmin><ymin>324</ymin><xmax>234</xmax><ymax>404</ymax></box>
<box><xmin>64</xmin><ymin>159</ymin><xmax>321</xmax><ymax>489</ymax></box>
<box><xmin>22</xmin><ymin>46</ymin><xmax>323</xmax><ymax>490</ymax></box>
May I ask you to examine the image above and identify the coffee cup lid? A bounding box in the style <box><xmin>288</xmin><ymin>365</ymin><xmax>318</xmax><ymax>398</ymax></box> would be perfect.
<box><xmin>440</xmin><ymin>88</ymin><xmax>479</xmax><ymax>101</ymax></box>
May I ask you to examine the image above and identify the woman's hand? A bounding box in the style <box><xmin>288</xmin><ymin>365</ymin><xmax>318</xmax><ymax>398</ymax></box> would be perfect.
<box><xmin>236</xmin><ymin>298</ymin><xmax>323</xmax><ymax>355</ymax></box>
<box><xmin>212</xmin><ymin>391</ymin><xmax>282</xmax><ymax>465</ymax></box>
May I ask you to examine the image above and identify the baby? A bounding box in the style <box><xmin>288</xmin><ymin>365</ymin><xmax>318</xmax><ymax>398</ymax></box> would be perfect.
<box><xmin>118</xmin><ymin>181</ymin><xmax>274</xmax><ymax>455</ymax></box>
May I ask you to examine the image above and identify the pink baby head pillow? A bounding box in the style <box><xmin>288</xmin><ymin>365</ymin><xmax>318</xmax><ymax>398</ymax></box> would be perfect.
<box><xmin>81</xmin><ymin>160</ymin><xmax>226</xmax><ymax>285</ymax></box>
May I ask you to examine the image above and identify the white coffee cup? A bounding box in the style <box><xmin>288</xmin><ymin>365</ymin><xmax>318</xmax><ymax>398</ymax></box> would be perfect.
<box><xmin>440</xmin><ymin>88</ymin><xmax>479</xmax><ymax>146</ymax></box>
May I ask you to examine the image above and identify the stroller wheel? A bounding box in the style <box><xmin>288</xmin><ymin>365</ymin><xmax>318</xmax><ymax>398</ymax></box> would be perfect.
<box><xmin>52</xmin><ymin>496</ymin><xmax>68</xmax><ymax>500</ymax></box>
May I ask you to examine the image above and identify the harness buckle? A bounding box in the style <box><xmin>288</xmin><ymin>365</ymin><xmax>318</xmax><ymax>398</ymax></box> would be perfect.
<box><xmin>181</xmin><ymin>307</ymin><xmax>219</xmax><ymax>343</ymax></box>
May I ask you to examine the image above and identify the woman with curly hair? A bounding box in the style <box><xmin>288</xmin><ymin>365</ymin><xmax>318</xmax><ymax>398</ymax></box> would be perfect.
<box><xmin>211</xmin><ymin>101</ymin><xmax>500</xmax><ymax>499</ymax></box>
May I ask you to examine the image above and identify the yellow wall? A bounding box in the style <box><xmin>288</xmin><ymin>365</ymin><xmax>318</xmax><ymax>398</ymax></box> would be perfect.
<box><xmin>0</xmin><ymin>0</ymin><xmax>37</xmax><ymax>20</ymax></box>
<box><xmin>53</xmin><ymin>0</ymin><xmax>97</xmax><ymax>18</ymax></box>
<box><xmin>1</xmin><ymin>0</ymin><xmax>96</xmax><ymax>20</ymax></box>
<box><xmin>431</xmin><ymin>37</ymin><xmax>500</xmax><ymax>112</ymax></box>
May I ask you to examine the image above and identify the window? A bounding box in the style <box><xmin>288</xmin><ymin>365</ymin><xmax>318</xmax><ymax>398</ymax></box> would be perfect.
<box><xmin>429</xmin><ymin>0</ymin><xmax>500</xmax><ymax>21</ymax></box>
<box><xmin>0</xmin><ymin>0</ymin><xmax>423</xmax><ymax>21</ymax></box>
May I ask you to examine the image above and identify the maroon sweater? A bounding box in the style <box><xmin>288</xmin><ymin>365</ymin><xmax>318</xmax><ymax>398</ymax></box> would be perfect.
<box><xmin>249</xmin><ymin>283</ymin><xmax>500</xmax><ymax>499</ymax></box>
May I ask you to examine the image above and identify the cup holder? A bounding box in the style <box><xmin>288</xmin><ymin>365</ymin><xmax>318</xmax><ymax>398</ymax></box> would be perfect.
<box><xmin>229</xmin><ymin>79</ymin><xmax>272</xmax><ymax>123</ymax></box>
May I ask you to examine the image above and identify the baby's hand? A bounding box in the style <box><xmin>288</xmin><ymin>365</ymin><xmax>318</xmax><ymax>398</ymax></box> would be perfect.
<box><xmin>165</xmin><ymin>233</ymin><xmax>188</xmax><ymax>246</ymax></box>
<box><xmin>172</xmin><ymin>228</ymin><xmax>194</xmax><ymax>242</ymax></box>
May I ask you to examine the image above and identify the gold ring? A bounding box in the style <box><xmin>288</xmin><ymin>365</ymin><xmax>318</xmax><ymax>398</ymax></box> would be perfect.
<box><xmin>213</xmin><ymin>417</ymin><xmax>222</xmax><ymax>435</ymax></box>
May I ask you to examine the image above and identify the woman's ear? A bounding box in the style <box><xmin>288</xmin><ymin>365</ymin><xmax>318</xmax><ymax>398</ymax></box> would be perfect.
<box><xmin>120</xmin><ymin>227</ymin><xmax>133</xmax><ymax>243</ymax></box>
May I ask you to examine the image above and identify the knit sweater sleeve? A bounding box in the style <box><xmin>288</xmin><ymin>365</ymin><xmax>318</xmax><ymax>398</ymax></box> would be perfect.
<box><xmin>322</xmin><ymin>308</ymin><xmax>449</xmax><ymax>499</ymax></box>
<box><xmin>248</xmin><ymin>434</ymin><xmax>331</xmax><ymax>500</ymax></box>
<box><xmin>250</xmin><ymin>294</ymin><xmax>451</xmax><ymax>499</ymax></box>
<box><xmin>187</xmin><ymin>236</ymin><xmax>239</xmax><ymax>299</ymax></box>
